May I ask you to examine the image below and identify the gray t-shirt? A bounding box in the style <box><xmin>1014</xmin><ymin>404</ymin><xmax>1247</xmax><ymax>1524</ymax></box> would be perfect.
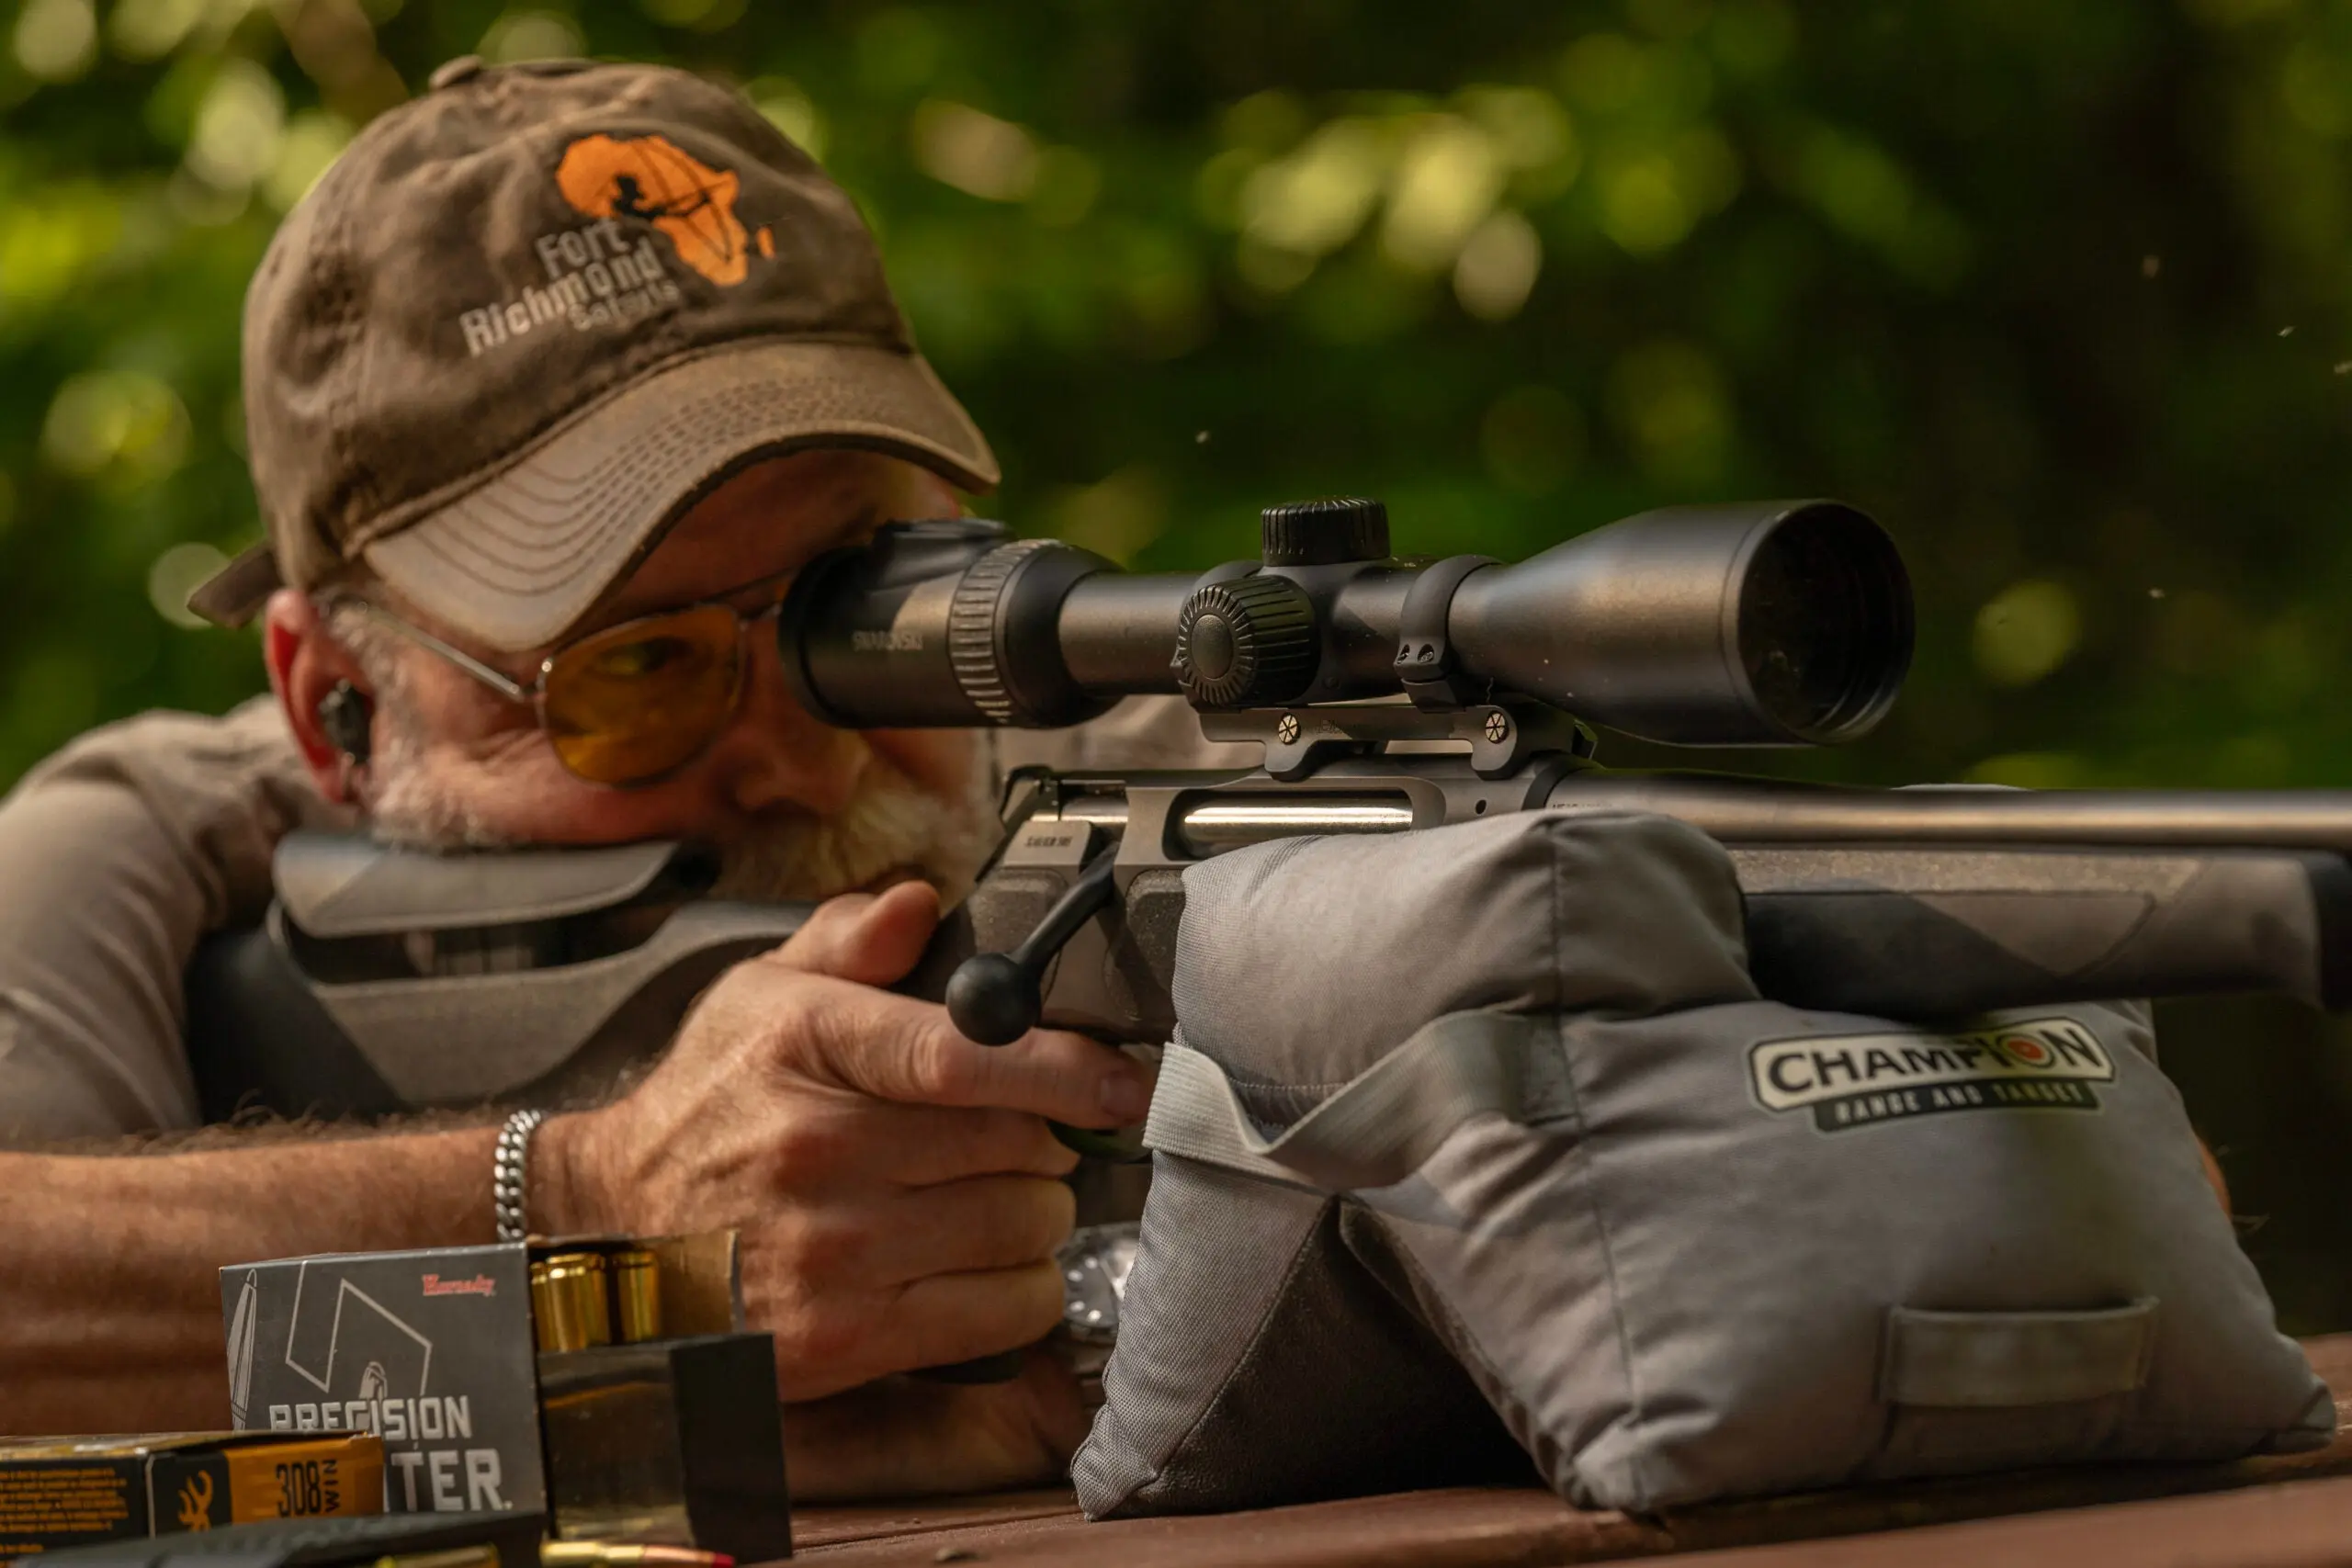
<box><xmin>0</xmin><ymin>694</ymin><xmax>1250</xmax><ymax>1146</ymax></box>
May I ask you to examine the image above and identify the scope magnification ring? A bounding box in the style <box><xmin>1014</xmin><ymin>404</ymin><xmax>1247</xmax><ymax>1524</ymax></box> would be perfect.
<box><xmin>1172</xmin><ymin>575</ymin><xmax>1317</xmax><ymax>708</ymax></box>
<box><xmin>947</xmin><ymin>539</ymin><xmax>1063</xmax><ymax>723</ymax></box>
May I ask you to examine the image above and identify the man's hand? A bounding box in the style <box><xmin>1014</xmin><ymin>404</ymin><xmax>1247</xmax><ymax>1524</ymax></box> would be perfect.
<box><xmin>780</xmin><ymin>1345</ymin><xmax>1091</xmax><ymax>1502</ymax></box>
<box><xmin>538</xmin><ymin>880</ymin><xmax>1149</xmax><ymax>1399</ymax></box>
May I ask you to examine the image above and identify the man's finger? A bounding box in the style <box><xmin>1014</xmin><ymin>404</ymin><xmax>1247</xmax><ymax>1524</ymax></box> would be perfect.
<box><xmin>741</xmin><ymin>1099</ymin><xmax>1076</xmax><ymax>1194</ymax></box>
<box><xmin>870</xmin><ymin>1105</ymin><xmax>1079</xmax><ymax>1187</ymax></box>
<box><xmin>772</xmin><ymin>1262</ymin><xmax>1066</xmax><ymax>1397</ymax></box>
<box><xmin>876</xmin><ymin>1259</ymin><xmax>1069</xmax><ymax>1375</ymax></box>
<box><xmin>795</xmin><ymin>1175</ymin><xmax>1072</xmax><ymax>1288</ymax></box>
<box><xmin>767</xmin><ymin>880</ymin><xmax>940</xmax><ymax>986</ymax></box>
<box><xmin>781</xmin><ymin>1348</ymin><xmax>1087</xmax><ymax>1502</ymax></box>
<box><xmin>864</xmin><ymin>1175</ymin><xmax>1076</xmax><ymax>1284</ymax></box>
<box><xmin>800</xmin><ymin>983</ymin><xmax>1154</xmax><ymax>1127</ymax></box>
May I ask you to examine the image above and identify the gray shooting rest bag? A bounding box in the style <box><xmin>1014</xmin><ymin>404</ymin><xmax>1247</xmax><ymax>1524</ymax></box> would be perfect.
<box><xmin>1072</xmin><ymin>811</ymin><xmax>2333</xmax><ymax>1517</ymax></box>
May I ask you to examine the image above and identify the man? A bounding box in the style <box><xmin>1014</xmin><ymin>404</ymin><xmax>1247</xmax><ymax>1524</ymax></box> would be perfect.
<box><xmin>0</xmin><ymin>57</ymin><xmax>1228</xmax><ymax>1495</ymax></box>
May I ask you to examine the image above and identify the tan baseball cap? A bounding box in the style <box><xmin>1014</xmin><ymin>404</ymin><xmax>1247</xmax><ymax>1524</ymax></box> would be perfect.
<box><xmin>191</xmin><ymin>55</ymin><xmax>998</xmax><ymax>652</ymax></box>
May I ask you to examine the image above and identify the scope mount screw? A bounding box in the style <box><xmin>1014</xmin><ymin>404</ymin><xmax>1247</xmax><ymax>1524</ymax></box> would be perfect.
<box><xmin>1484</xmin><ymin>711</ymin><xmax>1511</xmax><ymax>743</ymax></box>
<box><xmin>1276</xmin><ymin>713</ymin><xmax>1302</xmax><ymax>745</ymax></box>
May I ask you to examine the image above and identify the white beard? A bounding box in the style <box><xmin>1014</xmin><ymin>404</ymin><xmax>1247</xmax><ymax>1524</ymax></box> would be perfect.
<box><xmin>365</xmin><ymin>722</ymin><xmax>998</xmax><ymax>906</ymax></box>
<box><xmin>365</xmin><ymin>726</ymin><xmax>512</xmax><ymax>854</ymax></box>
<box><xmin>700</xmin><ymin>754</ymin><xmax>997</xmax><ymax>906</ymax></box>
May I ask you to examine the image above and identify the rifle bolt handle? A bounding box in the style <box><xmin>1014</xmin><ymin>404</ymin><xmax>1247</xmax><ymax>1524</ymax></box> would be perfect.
<box><xmin>946</xmin><ymin>951</ymin><xmax>1041</xmax><ymax>1045</ymax></box>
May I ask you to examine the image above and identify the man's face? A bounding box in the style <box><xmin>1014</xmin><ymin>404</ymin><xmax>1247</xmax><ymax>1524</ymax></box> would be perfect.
<box><xmin>335</xmin><ymin>449</ymin><xmax>998</xmax><ymax>901</ymax></box>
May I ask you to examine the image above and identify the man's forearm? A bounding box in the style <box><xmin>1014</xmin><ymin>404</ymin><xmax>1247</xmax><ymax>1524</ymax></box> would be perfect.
<box><xmin>0</xmin><ymin>1125</ymin><xmax>507</xmax><ymax>1433</ymax></box>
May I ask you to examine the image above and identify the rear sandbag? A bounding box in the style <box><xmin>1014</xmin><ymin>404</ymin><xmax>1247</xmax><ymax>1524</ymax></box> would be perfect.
<box><xmin>1074</xmin><ymin>810</ymin><xmax>2332</xmax><ymax>1517</ymax></box>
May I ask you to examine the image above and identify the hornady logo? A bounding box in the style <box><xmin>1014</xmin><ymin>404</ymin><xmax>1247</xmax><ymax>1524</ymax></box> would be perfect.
<box><xmin>420</xmin><ymin>1272</ymin><xmax>496</xmax><ymax>1298</ymax></box>
<box><xmin>1750</xmin><ymin>1018</ymin><xmax>2116</xmax><ymax>1133</ymax></box>
<box><xmin>458</xmin><ymin>132</ymin><xmax>777</xmax><ymax>357</ymax></box>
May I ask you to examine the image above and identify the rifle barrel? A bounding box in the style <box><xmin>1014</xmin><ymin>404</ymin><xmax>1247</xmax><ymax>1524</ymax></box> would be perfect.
<box><xmin>1035</xmin><ymin>765</ymin><xmax>2352</xmax><ymax>1018</ymax></box>
<box><xmin>1542</xmin><ymin>773</ymin><xmax>2352</xmax><ymax>851</ymax></box>
<box><xmin>1142</xmin><ymin>771</ymin><xmax>2352</xmax><ymax>858</ymax></box>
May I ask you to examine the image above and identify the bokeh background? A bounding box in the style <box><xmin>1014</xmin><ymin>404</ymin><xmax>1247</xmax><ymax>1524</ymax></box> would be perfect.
<box><xmin>4</xmin><ymin>0</ymin><xmax>2352</xmax><ymax>1319</ymax></box>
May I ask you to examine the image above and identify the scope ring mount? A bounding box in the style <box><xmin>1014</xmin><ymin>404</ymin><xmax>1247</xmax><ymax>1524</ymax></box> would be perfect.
<box><xmin>1394</xmin><ymin>553</ymin><xmax>1503</xmax><ymax>711</ymax></box>
<box><xmin>1198</xmin><ymin>699</ymin><xmax>1596</xmax><ymax>782</ymax></box>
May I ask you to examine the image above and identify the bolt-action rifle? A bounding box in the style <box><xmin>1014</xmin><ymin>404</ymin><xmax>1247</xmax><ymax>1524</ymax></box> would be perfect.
<box><xmin>189</xmin><ymin>496</ymin><xmax>2352</xmax><ymax>1126</ymax></box>
<box><xmin>784</xmin><ymin>497</ymin><xmax>2352</xmax><ymax>1046</ymax></box>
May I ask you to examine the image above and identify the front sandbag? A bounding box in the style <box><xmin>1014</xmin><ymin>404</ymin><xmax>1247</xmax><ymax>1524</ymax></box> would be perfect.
<box><xmin>1082</xmin><ymin>810</ymin><xmax>2331</xmax><ymax>1516</ymax></box>
<box><xmin>1071</xmin><ymin>1153</ymin><xmax>1533</xmax><ymax>1517</ymax></box>
<box><xmin>1076</xmin><ymin>805</ymin><xmax>1736</xmax><ymax>1518</ymax></box>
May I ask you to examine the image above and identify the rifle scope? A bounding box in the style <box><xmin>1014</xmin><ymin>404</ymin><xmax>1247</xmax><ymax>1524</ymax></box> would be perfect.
<box><xmin>776</xmin><ymin>497</ymin><xmax>1915</xmax><ymax>747</ymax></box>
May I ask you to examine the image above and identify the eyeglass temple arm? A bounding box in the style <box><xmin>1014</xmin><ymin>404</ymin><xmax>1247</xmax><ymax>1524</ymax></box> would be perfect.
<box><xmin>343</xmin><ymin>600</ymin><xmax>536</xmax><ymax>704</ymax></box>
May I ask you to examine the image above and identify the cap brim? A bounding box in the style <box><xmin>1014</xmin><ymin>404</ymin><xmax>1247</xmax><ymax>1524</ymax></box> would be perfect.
<box><xmin>359</xmin><ymin>340</ymin><xmax>1000</xmax><ymax>653</ymax></box>
<box><xmin>184</xmin><ymin>541</ymin><xmax>285</xmax><ymax>629</ymax></box>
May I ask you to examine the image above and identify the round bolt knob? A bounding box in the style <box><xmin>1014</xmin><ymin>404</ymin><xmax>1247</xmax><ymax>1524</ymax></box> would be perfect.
<box><xmin>1260</xmin><ymin>498</ymin><xmax>1391</xmax><ymax>567</ymax></box>
<box><xmin>1172</xmin><ymin>576</ymin><xmax>1317</xmax><ymax>708</ymax></box>
<box><xmin>945</xmin><ymin>952</ymin><xmax>1041</xmax><ymax>1045</ymax></box>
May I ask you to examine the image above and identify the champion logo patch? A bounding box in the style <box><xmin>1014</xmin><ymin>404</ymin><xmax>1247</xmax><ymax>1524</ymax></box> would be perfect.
<box><xmin>1749</xmin><ymin>1019</ymin><xmax>2116</xmax><ymax>1133</ymax></box>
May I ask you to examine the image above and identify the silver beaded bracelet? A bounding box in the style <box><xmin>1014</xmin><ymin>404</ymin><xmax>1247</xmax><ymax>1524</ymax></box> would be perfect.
<box><xmin>492</xmin><ymin>1108</ymin><xmax>548</xmax><ymax>1243</ymax></box>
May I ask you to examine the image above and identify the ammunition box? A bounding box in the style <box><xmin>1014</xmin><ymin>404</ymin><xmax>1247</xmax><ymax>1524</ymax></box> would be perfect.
<box><xmin>537</xmin><ymin>1334</ymin><xmax>789</xmax><ymax>1564</ymax></box>
<box><xmin>0</xmin><ymin>1431</ymin><xmax>382</xmax><ymax>1559</ymax></box>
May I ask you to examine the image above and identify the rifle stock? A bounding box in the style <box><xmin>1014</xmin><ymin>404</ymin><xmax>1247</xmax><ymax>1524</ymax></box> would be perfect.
<box><xmin>940</xmin><ymin>761</ymin><xmax>2352</xmax><ymax>1041</ymax></box>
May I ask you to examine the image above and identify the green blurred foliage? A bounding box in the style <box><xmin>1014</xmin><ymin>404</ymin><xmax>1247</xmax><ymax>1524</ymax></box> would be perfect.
<box><xmin>6</xmin><ymin>0</ymin><xmax>2352</xmax><ymax>1317</ymax></box>
<box><xmin>6</xmin><ymin>0</ymin><xmax>2349</xmax><ymax>793</ymax></box>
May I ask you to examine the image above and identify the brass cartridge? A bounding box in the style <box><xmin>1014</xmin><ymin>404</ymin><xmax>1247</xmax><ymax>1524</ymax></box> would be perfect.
<box><xmin>611</xmin><ymin>1248</ymin><xmax>662</xmax><ymax>1344</ymax></box>
<box><xmin>534</xmin><ymin>1252</ymin><xmax>614</xmax><ymax>1352</ymax></box>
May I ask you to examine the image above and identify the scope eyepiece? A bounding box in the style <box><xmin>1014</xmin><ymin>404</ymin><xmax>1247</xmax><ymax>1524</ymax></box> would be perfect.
<box><xmin>776</xmin><ymin>521</ymin><xmax>1118</xmax><ymax>729</ymax></box>
<box><xmin>777</xmin><ymin>498</ymin><xmax>1914</xmax><ymax>748</ymax></box>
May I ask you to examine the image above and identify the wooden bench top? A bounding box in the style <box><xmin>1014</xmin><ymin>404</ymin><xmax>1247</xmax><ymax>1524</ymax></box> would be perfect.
<box><xmin>786</xmin><ymin>1334</ymin><xmax>2352</xmax><ymax>1568</ymax></box>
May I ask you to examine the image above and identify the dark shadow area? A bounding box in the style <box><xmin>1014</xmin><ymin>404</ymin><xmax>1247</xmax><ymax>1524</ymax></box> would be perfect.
<box><xmin>2161</xmin><ymin>996</ymin><xmax>2352</xmax><ymax>1337</ymax></box>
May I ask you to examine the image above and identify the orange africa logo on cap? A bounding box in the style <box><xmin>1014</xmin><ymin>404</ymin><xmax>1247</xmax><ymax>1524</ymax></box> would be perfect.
<box><xmin>452</xmin><ymin>132</ymin><xmax>778</xmax><ymax>357</ymax></box>
<box><xmin>555</xmin><ymin>133</ymin><xmax>775</xmax><ymax>287</ymax></box>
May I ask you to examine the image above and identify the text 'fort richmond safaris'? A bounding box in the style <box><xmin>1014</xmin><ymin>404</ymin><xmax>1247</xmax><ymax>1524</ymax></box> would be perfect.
<box><xmin>458</xmin><ymin>220</ymin><xmax>684</xmax><ymax>357</ymax></box>
<box><xmin>455</xmin><ymin>131</ymin><xmax>774</xmax><ymax>358</ymax></box>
